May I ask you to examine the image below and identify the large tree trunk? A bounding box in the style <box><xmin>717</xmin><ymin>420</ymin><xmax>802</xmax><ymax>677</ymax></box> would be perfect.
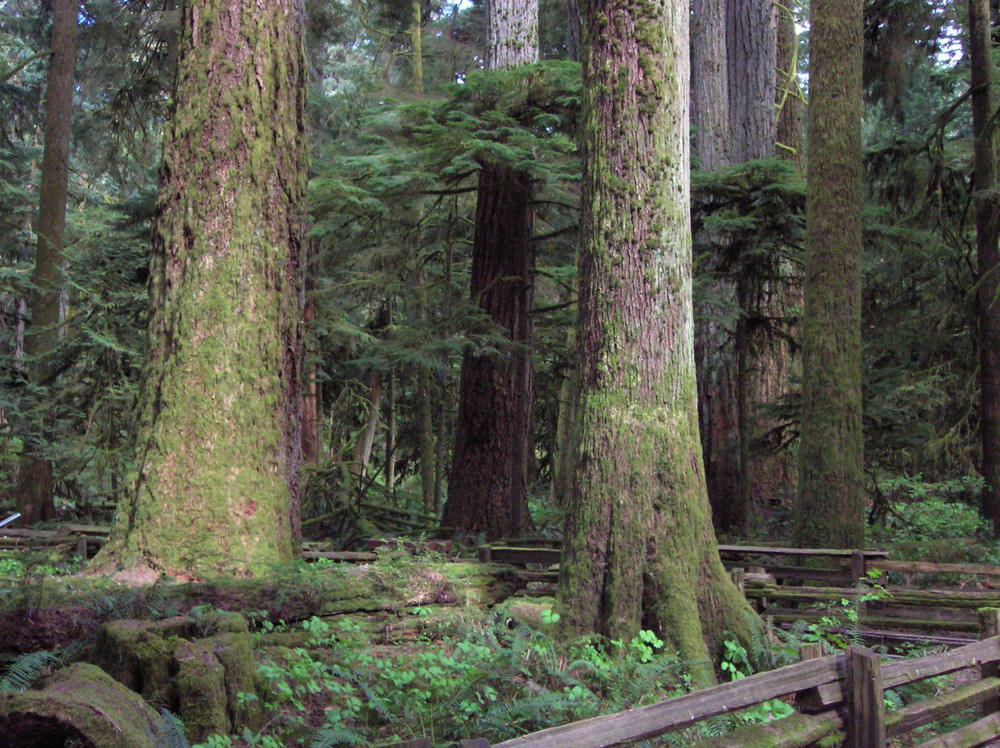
<box><xmin>443</xmin><ymin>0</ymin><xmax>538</xmax><ymax>539</ymax></box>
<box><xmin>15</xmin><ymin>0</ymin><xmax>77</xmax><ymax>524</ymax></box>
<box><xmin>970</xmin><ymin>0</ymin><xmax>1000</xmax><ymax>535</ymax></box>
<box><xmin>95</xmin><ymin>0</ymin><xmax>306</xmax><ymax>578</ymax></box>
<box><xmin>794</xmin><ymin>0</ymin><xmax>865</xmax><ymax>548</ymax></box>
<box><xmin>557</xmin><ymin>0</ymin><xmax>753</xmax><ymax>675</ymax></box>
<box><xmin>443</xmin><ymin>165</ymin><xmax>536</xmax><ymax>537</ymax></box>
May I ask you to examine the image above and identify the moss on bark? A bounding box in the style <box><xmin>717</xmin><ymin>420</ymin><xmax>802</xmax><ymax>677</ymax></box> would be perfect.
<box><xmin>793</xmin><ymin>0</ymin><xmax>864</xmax><ymax>549</ymax></box>
<box><xmin>94</xmin><ymin>0</ymin><xmax>307</xmax><ymax>579</ymax></box>
<box><xmin>557</xmin><ymin>0</ymin><xmax>755</xmax><ymax>680</ymax></box>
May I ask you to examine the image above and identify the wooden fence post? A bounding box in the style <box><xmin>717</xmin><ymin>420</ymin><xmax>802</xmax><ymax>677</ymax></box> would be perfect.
<box><xmin>850</xmin><ymin>550</ymin><xmax>866</xmax><ymax>585</ymax></box>
<box><xmin>845</xmin><ymin>646</ymin><xmax>885</xmax><ymax>748</ymax></box>
<box><xmin>799</xmin><ymin>643</ymin><xmax>824</xmax><ymax>661</ymax></box>
<box><xmin>729</xmin><ymin>568</ymin><xmax>745</xmax><ymax>595</ymax></box>
<box><xmin>980</xmin><ymin>608</ymin><xmax>1000</xmax><ymax>716</ymax></box>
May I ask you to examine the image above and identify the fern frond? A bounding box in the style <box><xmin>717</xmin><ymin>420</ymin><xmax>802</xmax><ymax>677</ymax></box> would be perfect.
<box><xmin>152</xmin><ymin>710</ymin><xmax>190</xmax><ymax>748</ymax></box>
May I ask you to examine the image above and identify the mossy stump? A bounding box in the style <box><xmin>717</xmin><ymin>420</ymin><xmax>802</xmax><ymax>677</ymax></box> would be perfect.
<box><xmin>90</xmin><ymin>611</ymin><xmax>260</xmax><ymax>739</ymax></box>
<box><xmin>0</xmin><ymin>662</ymin><xmax>161</xmax><ymax>748</ymax></box>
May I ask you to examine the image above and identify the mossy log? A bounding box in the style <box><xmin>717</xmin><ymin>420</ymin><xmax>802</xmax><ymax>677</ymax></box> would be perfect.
<box><xmin>0</xmin><ymin>661</ymin><xmax>161</xmax><ymax>748</ymax></box>
<box><xmin>0</xmin><ymin>561</ymin><xmax>522</xmax><ymax>654</ymax></box>
<box><xmin>90</xmin><ymin>612</ymin><xmax>262</xmax><ymax>741</ymax></box>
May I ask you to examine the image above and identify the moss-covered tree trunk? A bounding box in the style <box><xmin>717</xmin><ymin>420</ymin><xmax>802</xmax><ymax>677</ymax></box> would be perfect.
<box><xmin>15</xmin><ymin>0</ymin><xmax>77</xmax><ymax>524</ymax></box>
<box><xmin>96</xmin><ymin>0</ymin><xmax>306</xmax><ymax>578</ymax></box>
<box><xmin>443</xmin><ymin>0</ymin><xmax>538</xmax><ymax>539</ymax></box>
<box><xmin>793</xmin><ymin>0</ymin><xmax>864</xmax><ymax>548</ymax></box>
<box><xmin>969</xmin><ymin>0</ymin><xmax>1000</xmax><ymax>535</ymax></box>
<box><xmin>557</xmin><ymin>0</ymin><xmax>753</xmax><ymax>674</ymax></box>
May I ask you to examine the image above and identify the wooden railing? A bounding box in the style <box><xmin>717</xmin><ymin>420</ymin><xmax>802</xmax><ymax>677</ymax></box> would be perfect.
<box><xmin>458</xmin><ymin>610</ymin><xmax>1000</xmax><ymax>748</ymax></box>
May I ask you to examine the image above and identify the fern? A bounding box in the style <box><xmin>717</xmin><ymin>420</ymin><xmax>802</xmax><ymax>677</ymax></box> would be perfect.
<box><xmin>152</xmin><ymin>710</ymin><xmax>190</xmax><ymax>748</ymax></box>
<box><xmin>309</xmin><ymin>724</ymin><xmax>368</xmax><ymax>747</ymax></box>
<box><xmin>0</xmin><ymin>649</ymin><xmax>63</xmax><ymax>692</ymax></box>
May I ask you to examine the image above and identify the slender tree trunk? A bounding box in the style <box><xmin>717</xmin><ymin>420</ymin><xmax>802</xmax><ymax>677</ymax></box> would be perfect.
<box><xmin>411</xmin><ymin>0</ymin><xmax>423</xmax><ymax>95</ymax></box>
<box><xmin>16</xmin><ymin>0</ymin><xmax>77</xmax><ymax>524</ymax></box>
<box><xmin>95</xmin><ymin>0</ymin><xmax>306</xmax><ymax>578</ymax></box>
<box><xmin>794</xmin><ymin>0</ymin><xmax>865</xmax><ymax>548</ymax></box>
<box><xmin>558</xmin><ymin>0</ymin><xmax>753</xmax><ymax>673</ymax></box>
<box><xmin>970</xmin><ymin>0</ymin><xmax>1000</xmax><ymax>534</ymax></box>
<box><xmin>443</xmin><ymin>0</ymin><xmax>539</xmax><ymax>538</ymax></box>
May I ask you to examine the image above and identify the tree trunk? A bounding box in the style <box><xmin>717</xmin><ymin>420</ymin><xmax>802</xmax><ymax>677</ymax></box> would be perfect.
<box><xmin>970</xmin><ymin>0</ymin><xmax>1000</xmax><ymax>534</ymax></box>
<box><xmin>95</xmin><ymin>0</ymin><xmax>306</xmax><ymax>578</ymax></box>
<box><xmin>690</xmin><ymin>0</ymin><xmax>729</xmax><ymax>171</ymax></box>
<box><xmin>690</xmin><ymin>0</ymin><xmax>739</xmax><ymax>532</ymax></box>
<box><xmin>557</xmin><ymin>0</ymin><xmax>753</xmax><ymax>674</ymax></box>
<box><xmin>443</xmin><ymin>165</ymin><xmax>536</xmax><ymax>538</ymax></box>
<box><xmin>727</xmin><ymin>0</ymin><xmax>776</xmax><ymax>163</ymax></box>
<box><xmin>411</xmin><ymin>0</ymin><xmax>423</xmax><ymax>95</ymax></box>
<box><xmin>15</xmin><ymin>0</ymin><xmax>77</xmax><ymax>524</ymax></box>
<box><xmin>443</xmin><ymin>0</ymin><xmax>538</xmax><ymax>538</ymax></box>
<box><xmin>794</xmin><ymin>0</ymin><xmax>865</xmax><ymax>549</ymax></box>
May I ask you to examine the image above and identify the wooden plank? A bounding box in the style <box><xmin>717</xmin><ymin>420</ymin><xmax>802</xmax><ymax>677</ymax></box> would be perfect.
<box><xmin>492</xmin><ymin>655</ymin><xmax>842</xmax><ymax>748</ymax></box>
<box><xmin>694</xmin><ymin>709</ymin><xmax>843</xmax><ymax>748</ymax></box>
<box><xmin>302</xmin><ymin>551</ymin><xmax>378</xmax><ymax>562</ymax></box>
<box><xmin>886</xmin><ymin>677</ymin><xmax>1000</xmax><ymax>738</ymax></box>
<box><xmin>487</xmin><ymin>547</ymin><xmax>561</xmax><ymax>566</ymax></box>
<box><xmin>800</xmin><ymin>637</ymin><xmax>1000</xmax><ymax>712</ymax></box>
<box><xmin>872</xmin><ymin>559</ymin><xmax>1000</xmax><ymax>578</ymax></box>
<box><xmin>913</xmin><ymin>711</ymin><xmax>1000</xmax><ymax>748</ymax></box>
<box><xmin>980</xmin><ymin>609</ymin><xmax>1000</xmax><ymax>717</ymax></box>
<box><xmin>719</xmin><ymin>545</ymin><xmax>890</xmax><ymax>559</ymax></box>
<box><xmin>728</xmin><ymin>563</ymin><xmax>852</xmax><ymax>584</ymax></box>
<box><xmin>845</xmin><ymin>646</ymin><xmax>885</xmax><ymax>748</ymax></box>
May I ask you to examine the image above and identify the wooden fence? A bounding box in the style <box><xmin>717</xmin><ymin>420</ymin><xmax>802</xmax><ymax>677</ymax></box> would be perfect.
<box><xmin>451</xmin><ymin>610</ymin><xmax>1000</xmax><ymax>748</ymax></box>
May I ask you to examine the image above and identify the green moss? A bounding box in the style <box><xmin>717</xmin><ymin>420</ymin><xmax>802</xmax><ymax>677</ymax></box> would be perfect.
<box><xmin>0</xmin><ymin>662</ymin><xmax>161</xmax><ymax>748</ymax></box>
<box><xmin>175</xmin><ymin>639</ymin><xmax>230</xmax><ymax>740</ymax></box>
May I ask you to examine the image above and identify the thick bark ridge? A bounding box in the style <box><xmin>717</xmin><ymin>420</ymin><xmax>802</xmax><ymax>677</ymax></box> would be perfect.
<box><xmin>794</xmin><ymin>0</ymin><xmax>865</xmax><ymax>548</ymax></box>
<box><xmin>557</xmin><ymin>0</ymin><xmax>752</xmax><ymax>672</ymax></box>
<box><xmin>97</xmin><ymin>0</ymin><xmax>307</xmax><ymax>577</ymax></box>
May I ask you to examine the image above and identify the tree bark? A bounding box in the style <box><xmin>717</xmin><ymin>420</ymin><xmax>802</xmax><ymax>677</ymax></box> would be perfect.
<box><xmin>970</xmin><ymin>0</ymin><xmax>1000</xmax><ymax>535</ymax></box>
<box><xmin>690</xmin><ymin>0</ymin><xmax>729</xmax><ymax>171</ymax></box>
<box><xmin>557</xmin><ymin>0</ymin><xmax>753</xmax><ymax>674</ymax></box>
<box><xmin>95</xmin><ymin>0</ymin><xmax>306</xmax><ymax>578</ymax></box>
<box><xmin>726</xmin><ymin>0</ymin><xmax>775</xmax><ymax>163</ymax></box>
<box><xmin>443</xmin><ymin>0</ymin><xmax>538</xmax><ymax>539</ymax></box>
<box><xmin>443</xmin><ymin>165</ymin><xmax>536</xmax><ymax>537</ymax></box>
<box><xmin>15</xmin><ymin>0</ymin><xmax>77</xmax><ymax>524</ymax></box>
<box><xmin>794</xmin><ymin>0</ymin><xmax>865</xmax><ymax>548</ymax></box>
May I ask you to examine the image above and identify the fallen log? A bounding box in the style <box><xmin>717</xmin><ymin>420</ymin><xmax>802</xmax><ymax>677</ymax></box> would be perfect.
<box><xmin>0</xmin><ymin>661</ymin><xmax>161</xmax><ymax>748</ymax></box>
